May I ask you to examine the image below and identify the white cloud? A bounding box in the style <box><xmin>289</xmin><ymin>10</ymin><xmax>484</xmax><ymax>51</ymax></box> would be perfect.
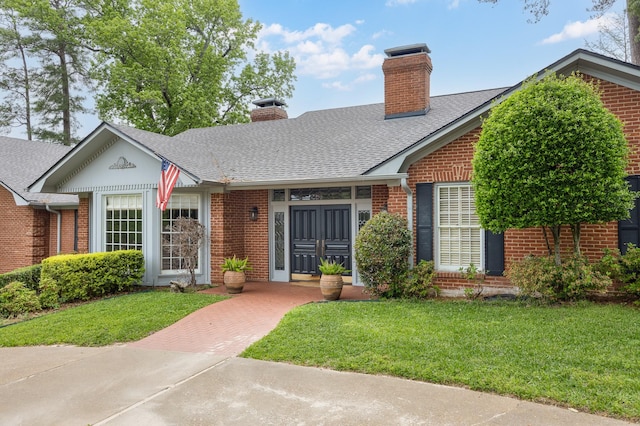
<box><xmin>256</xmin><ymin>22</ymin><xmax>385</xmax><ymax>79</ymax></box>
<box><xmin>322</xmin><ymin>73</ymin><xmax>378</xmax><ymax>92</ymax></box>
<box><xmin>448</xmin><ymin>0</ymin><xmax>460</xmax><ymax>9</ymax></box>
<box><xmin>373</xmin><ymin>29</ymin><xmax>393</xmax><ymax>40</ymax></box>
<box><xmin>322</xmin><ymin>81</ymin><xmax>351</xmax><ymax>91</ymax></box>
<box><xmin>385</xmin><ymin>0</ymin><xmax>417</xmax><ymax>6</ymax></box>
<box><xmin>540</xmin><ymin>13</ymin><xmax>616</xmax><ymax>45</ymax></box>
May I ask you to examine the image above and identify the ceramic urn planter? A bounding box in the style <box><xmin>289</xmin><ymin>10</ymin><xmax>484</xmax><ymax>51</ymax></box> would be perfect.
<box><xmin>319</xmin><ymin>274</ymin><xmax>344</xmax><ymax>301</ymax></box>
<box><xmin>224</xmin><ymin>271</ymin><xmax>246</xmax><ymax>294</ymax></box>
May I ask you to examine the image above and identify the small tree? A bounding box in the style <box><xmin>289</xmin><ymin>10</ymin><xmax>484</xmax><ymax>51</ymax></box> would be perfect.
<box><xmin>167</xmin><ymin>217</ymin><xmax>207</xmax><ymax>287</ymax></box>
<box><xmin>472</xmin><ymin>72</ymin><xmax>635</xmax><ymax>266</ymax></box>
<box><xmin>354</xmin><ymin>212</ymin><xmax>411</xmax><ymax>298</ymax></box>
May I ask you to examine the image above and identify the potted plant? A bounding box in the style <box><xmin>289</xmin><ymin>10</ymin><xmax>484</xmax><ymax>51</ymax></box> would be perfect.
<box><xmin>221</xmin><ymin>255</ymin><xmax>252</xmax><ymax>294</ymax></box>
<box><xmin>318</xmin><ymin>258</ymin><xmax>350</xmax><ymax>301</ymax></box>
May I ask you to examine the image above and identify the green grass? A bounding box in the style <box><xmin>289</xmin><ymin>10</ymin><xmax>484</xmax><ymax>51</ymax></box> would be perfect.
<box><xmin>242</xmin><ymin>300</ymin><xmax>640</xmax><ymax>421</ymax></box>
<box><xmin>0</xmin><ymin>291</ymin><xmax>226</xmax><ymax>346</ymax></box>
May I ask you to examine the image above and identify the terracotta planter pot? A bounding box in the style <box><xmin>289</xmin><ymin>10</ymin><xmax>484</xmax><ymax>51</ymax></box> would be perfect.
<box><xmin>224</xmin><ymin>271</ymin><xmax>246</xmax><ymax>294</ymax></box>
<box><xmin>320</xmin><ymin>274</ymin><xmax>343</xmax><ymax>301</ymax></box>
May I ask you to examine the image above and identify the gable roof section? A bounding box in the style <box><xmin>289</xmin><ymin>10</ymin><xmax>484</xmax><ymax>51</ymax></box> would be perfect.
<box><xmin>368</xmin><ymin>49</ymin><xmax>640</xmax><ymax>176</ymax></box>
<box><xmin>157</xmin><ymin>88</ymin><xmax>504</xmax><ymax>186</ymax></box>
<box><xmin>0</xmin><ymin>136</ymin><xmax>77</xmax><ymax>206</ymax></box>
<box><xmin>30</xmin><ymin>122</ymin><xmax>202</xmax><ymax>193</ymax></box>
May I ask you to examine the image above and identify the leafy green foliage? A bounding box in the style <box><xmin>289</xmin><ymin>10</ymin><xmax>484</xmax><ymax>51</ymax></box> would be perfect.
<box><xmin>221</xmin><ymin>255</ymin><xmax>252</xmax><ymax>272</ymax></box>
<box><xmin>41</xmin><ymin>250</ymin><xmax>145</xmax><ymax>302</ymax></box>
<box><xmin>318</xmin><ymin>258</ymin><xmax>350</xmax><ymax>275</ymax></box>
<box><xmin>243</xmin><ymin>300</ymin><xmax>640</xmax><ymax>420</ymax></box>
<box><xmin>354</xmin><ymin>212</ymin><xmax>412</xmax><ymax>298</ymax></box>
<box><xmin>594</xmin><ymin>244</ymin><xmax>640</xmax><ymax>296</ymax></box>
<box><xmin>506</xmin><ymin>255</ymin><xmax>611</xmax><ymax>303</ymax></box>
<box><xmin>472</xmin><ymin>72</ymin><xmax>635</xmax><ymax>262</ymax></box>
<box><xmin>0</xmin><ymin>264</ymin><xmax>41</xmax><ymax>291</ymax></box>
<box><xmin>402</xmin><ymin>260</ymin><xmax>438</xmax><ymax>299</ymax></box>
<box><xmin>0</xmin><ymin>281</ymin><xmax>41</xmax><ymax>318</ymax></box>
<box><xmin>86</xmin><ymin>0</ymin><xmax>296</xmax><ymax>135</ymax></box>
<box><xmin>38</xmin><ymin>277</ymin><xmax>60</xmax><ymax>309</ymax></box>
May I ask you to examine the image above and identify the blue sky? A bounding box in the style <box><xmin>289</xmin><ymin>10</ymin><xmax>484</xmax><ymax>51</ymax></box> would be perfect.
<box><xmin>238</xmin><ymin>0</ymin><xmax>627</xmax><ymax>119</ymax></box>
<box><xmin>39</xmin><ymin>0</ymin><xmax>627</xmax><ymax>139</ymax></box>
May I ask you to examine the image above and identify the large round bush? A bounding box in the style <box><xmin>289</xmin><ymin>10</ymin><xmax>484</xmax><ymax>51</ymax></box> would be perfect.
<box><xmin>355</xmin><ymin>212</ymin><xmax>411</xmax><ymax>297</ymax></box>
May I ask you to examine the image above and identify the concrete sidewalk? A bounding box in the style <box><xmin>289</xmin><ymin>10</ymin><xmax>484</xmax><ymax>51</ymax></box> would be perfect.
<box><xmin>0</xmin><ymin>346</ymin><xmax>633</xmax><ymax>426</ymax></box>
<box><xmin>0</xmin><ymin>283</ymin><xmax>635</xmax><ymax>425</ymax></box>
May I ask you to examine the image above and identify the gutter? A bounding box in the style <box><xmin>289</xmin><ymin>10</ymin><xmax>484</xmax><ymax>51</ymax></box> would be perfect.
<box><xmin>46</xmin><ymin>204</ymin><xmax>61</xmax><ymax>254</ymax></box>
<box><xmin>401</xmin><ymin>177</ymin><xmax>414</xmax><ymax>268</ymax></box>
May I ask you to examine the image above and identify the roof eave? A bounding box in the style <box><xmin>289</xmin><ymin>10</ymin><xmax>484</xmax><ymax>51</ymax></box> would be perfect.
<box><xmin>224</xmin><ymin>174</ymin><xmax>409</xmax><ymax>189</ymax></box>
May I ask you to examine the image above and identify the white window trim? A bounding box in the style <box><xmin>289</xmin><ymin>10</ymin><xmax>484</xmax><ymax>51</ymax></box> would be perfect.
<box><xmin>434</xmin><ymin>183</ymin><xmax>484</xmax><ymax>272</ymax></box>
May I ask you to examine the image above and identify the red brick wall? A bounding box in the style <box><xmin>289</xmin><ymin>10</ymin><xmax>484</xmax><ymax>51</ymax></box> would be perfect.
<box><xmin>389</xmin><ymin>75</ymin><xmax>640</xmax><ymax>291</ymax></box>
<box><xmin>76</xmin><ymin>197</ymin><xmax>89</xmax><ymax>253</ymax></box>
<box><xmin>47</xmin><ymin>209</ymin><xmax>78</xmax><ymax>255</ymax></box>
<box><xmin>0</xmin><ymin>187</ymin><xmax>50</xmax><ymax>273</ymax></box>
<box><xmin>210</xmin><ymin>190</ymin><xmax>269</xmax><ymax>284</ymax></box>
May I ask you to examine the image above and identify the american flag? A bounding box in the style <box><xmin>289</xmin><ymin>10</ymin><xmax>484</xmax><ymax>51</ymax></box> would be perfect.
<box><xmin>156</xmin><ymin>159</ymin><xmax>180</xmax><ymax>211</ymax></box>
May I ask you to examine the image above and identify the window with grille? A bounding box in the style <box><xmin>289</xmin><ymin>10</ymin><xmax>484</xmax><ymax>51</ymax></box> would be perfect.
<box><xmin>105</xmin><ymin>194</ymin><xmax>143</xmax><ymax>252</ymax></box>
<box><xmin>436</xmin><ymin>184</ymin><xmax>482</xmax><ymax>271</ymax></box>
<box><xmin>161</xmin><ymin>194</ymin><xmax>201</xmax><ymax>272</ymax></box>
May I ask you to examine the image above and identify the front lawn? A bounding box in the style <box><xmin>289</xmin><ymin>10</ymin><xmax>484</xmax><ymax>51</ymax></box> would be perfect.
<box><xmin>242</xmin><ymin>300</ymin><xmax>640</xmax><ymax>421</ymax></box>
<box><xmin>0</xmin><ymin>291</ymin><xmax>225</xmax><ymax>346</ymax></box>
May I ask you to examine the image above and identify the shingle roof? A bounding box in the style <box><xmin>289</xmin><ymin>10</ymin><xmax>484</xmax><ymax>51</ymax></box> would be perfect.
<box><xmin>0</xmin><ymin>136</ymin><xmax>78</xmax><ymax>204</ymax></box>
<box><xmin>110</xmin><ymin>87</ymin><xmax>507</xmax><ymax>184</ymax></box>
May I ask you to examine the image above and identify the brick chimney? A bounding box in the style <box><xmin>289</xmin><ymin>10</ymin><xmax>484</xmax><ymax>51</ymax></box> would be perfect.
<box><xmin>250</xmin><ymin>98</ymin><xmax>288</xmax><ymax>122</ymax></box>
<box><xmin>382</xmin><ymin>43</ymin><xmax>432</xmax><ymax>119</ymax></box>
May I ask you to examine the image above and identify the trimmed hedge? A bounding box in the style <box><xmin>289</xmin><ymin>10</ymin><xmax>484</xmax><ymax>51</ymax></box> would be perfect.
<box><xmin>41</xmin><ymin>250</ymin><xmax>144</xmax><ymax>302</ymax></box>
<box><xmin>0</xmin><ymin>264</ymin><xmax>42</xmax><ymax>291</ymax></box>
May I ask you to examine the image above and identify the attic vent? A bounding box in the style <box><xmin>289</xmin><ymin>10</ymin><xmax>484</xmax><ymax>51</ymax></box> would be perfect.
<box><xmin>250</xmin><ymin>98</ymin><xmax>288</xmax><ymax>122</ymax></box>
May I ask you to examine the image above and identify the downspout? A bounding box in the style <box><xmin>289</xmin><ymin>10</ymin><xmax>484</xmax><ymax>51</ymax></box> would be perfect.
<box><xmin>46</xmin><ymin>204</ymin><xmax>61</xmax><ymax>254</ymax></box>
<box><xmin>401</xmin><ymin>178</ymin><xmax>414</xmax><ymax>268</ymax></box>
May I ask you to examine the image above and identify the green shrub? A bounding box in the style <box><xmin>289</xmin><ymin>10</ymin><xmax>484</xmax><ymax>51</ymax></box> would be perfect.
<box><xmin>38</xmin><ymin>277</ymin><xmax>60</xmax><ymax>309</ymax></box>
<box><xmin>41</xmin><ymin>250</ymin><xmax>144</xmax><ymax>302</ymax></box>
<box><xmin>402</xmin><ymin>260</ymin><xmax>438</xmax><ymax>299</ymax></box>
<box><xmin>354</xmin><ymin>212</ymin><xmax>412</xmax><ymax>298</ymax></box>
<box><xmin>618</xmin><ymin>244</ymin><xmax>640</xmax><ymax>296</ymax></box>
<box><xmin>0</xmin><ymin>264</ymin><xmax>42</xmax><ymax>291</ymax></box>
<box><xmin>0</xmin><ymin>281</ymin><xmax>41</xmax><ymax>318</ymax></box>
<box><xmin>507</xmin><ymin>255</ymin><xmax>610</xmax><ymax>303</ymax></box>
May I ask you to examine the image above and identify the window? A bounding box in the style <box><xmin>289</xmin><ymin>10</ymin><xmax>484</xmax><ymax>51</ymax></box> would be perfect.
<box><xmin>105</xmin><ymin>194</ymin><xmax>143</xmax><ymax>251</ymax></box>
<box><xmin>161</xmin><ymin>194</ymin><xmax>201</xmax><ymax>271</ymax></box>
<box><xmin>436</xmin><ymin>184</ymin><xmax>482</xmax><ymax>271</ymax></box>
<box><xmin>289</xmin><ymin>187</ymin><xmax>351</xmax><ymax>201</ymax></box>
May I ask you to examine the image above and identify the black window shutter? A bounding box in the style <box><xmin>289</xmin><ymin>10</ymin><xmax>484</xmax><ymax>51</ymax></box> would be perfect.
<box><xmin>484</xmin><ymin>230</ymin><xmax>504</xmax><ymax>276</ymax></box>
<box><xmin>416</xmin><ymin>183</ymin><xmax>433</xmax><ymax>262</ymax></box>
<box><xmin>619</xmin><ymin>175</ymin><xmax>640</xmax><ymax>254</ymax></box>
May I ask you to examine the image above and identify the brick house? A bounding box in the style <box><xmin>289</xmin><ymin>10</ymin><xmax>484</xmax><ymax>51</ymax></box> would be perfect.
<box><xmin>29</xmin><ymin>44</ymin><xmax>640</xmax><ymax>294</ymax></box>
<box><xmin>0</xmin><ymin>137</ymin><xmax>78</xmax><ymax>273</ymax></box>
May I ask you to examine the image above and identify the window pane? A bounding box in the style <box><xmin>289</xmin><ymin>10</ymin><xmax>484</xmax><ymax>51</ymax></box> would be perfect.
<box><xmin>161</xmin><ymin>194</ymin><xmax>202</xmax><ymax>272</ymax></box>
<box><xmin>274</xmin><ymin>212</ymin><xmax>285</xmax><ymax>271</ymax></box>
<box><xmin>437</xmin><ymin>185</ymin><xmax>481</xmax><ymax>270</ymax></box>
<box><xmin>104</xmin><ymin>195</ymin><xmax>143</xmax><ymax>252</ymax></box>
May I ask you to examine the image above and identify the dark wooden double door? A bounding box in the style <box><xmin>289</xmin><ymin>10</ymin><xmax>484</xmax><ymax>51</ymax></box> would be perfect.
<box><xmin>291</xmin><ymin>205</ymin><xmax>351</xmax><ymax>275</ymax></box>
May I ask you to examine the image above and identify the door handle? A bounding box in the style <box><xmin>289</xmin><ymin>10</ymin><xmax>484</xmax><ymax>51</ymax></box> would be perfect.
<box><xmin>315</xmin><ymin>239</ymin><xmax>321</xmax><ymax>257</ymax></box>
<box><xmin>321</xmin><ymin>239</ymin><xmax>326</xmax><ymax>257</ymax></box>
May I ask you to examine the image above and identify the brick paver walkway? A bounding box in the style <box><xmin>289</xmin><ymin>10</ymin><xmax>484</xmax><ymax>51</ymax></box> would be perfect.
<box><xmin>128</xmin><ymin>282</ymin><xmax>370</xmax><ymax>356</ymax></box>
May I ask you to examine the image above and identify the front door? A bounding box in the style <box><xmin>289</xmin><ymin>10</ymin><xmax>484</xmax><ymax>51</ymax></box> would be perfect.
<box><xmin>290</xmin><ymin>205</ymin><xmax>351</xmax><ymax>275</ymax></box>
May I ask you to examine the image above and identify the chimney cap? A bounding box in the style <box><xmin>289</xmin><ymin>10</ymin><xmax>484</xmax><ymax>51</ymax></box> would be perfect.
<box><xmin>252</xmin><ymin>98</ymin><xmax>286</xmax><ymax>108</ymax></box>
<box><xmin>384</xmin><ymin>43</ymin><xmax>431</xmax><ymax>58</ymax></box>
